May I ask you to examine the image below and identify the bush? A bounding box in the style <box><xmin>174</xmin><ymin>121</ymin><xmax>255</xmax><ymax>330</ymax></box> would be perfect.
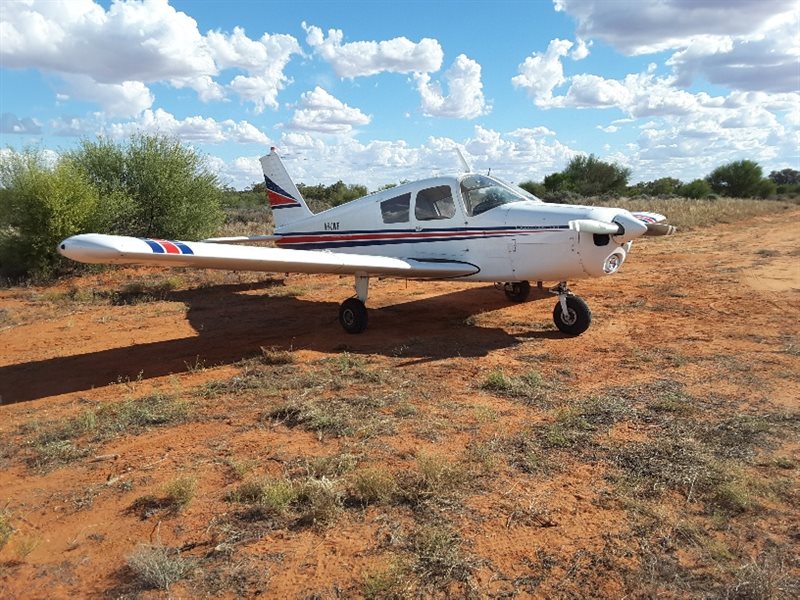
<box><xmin>678</xmin><ymin>179</ymin><xmax>712</xmax><ymax>199</ymax></box>
<box><xmin>544</xmin><ymin>154</ymin><xmax>630</xmax><ymax>196</ymax></box>
<box><xmin>297</xmin><ymin>180</ymin><xmax>368</xmax><ymax>209</ymax></box>
<box><xmin>68</xmin><ymin>134</ymin><xmax>224</xmax><ymax>240</ymax></box>
<box><xmin>707</xmin><ymin>160</ymin><xmax>765</xmax><ymax>198</ymax></box>
<box><xmin>0</xmin><ymin>149</ymin><xmax>100</xmax><ymax>277</ymax></box>
<box><xmin>630</xmin><ymin>177</ymin><xmax>683</xmax><ymax>197</ymax></box>
<box><xmin>1</xmin><ymin>135</ymin><xmax>225</xmax><ymax>279</ymax></box>
<box><xmin>756</xmin><ymin>178</ymin><xmax>777</xmax><ymax>199</ymax></box>
<box><xmin>518</xmin><ymin>180</ymin><xmax>546</xmax><ymax>198</ymax></box>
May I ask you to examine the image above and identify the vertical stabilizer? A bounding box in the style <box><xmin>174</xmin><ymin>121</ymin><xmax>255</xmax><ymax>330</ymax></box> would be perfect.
<box><xmin>259</xmin><ymin>148</ymin><xmax>313</xmax><ymax>229</ymax></box>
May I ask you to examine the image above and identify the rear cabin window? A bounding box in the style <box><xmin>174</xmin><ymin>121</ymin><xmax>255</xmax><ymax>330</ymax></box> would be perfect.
<box><xmin>414</xmin><ymin>185</ymin><xmax>455</xmax><ymax>220</ymax></box>
<box><xmin>380</xmin><ymin>193</ymin><xmax>411</xmax><ymax>224</ymax></box>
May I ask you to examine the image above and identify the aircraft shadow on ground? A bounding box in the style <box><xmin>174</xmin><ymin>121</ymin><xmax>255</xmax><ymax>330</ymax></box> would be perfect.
<box><xmin>0</xmin><ymin>281</ymin><xmax>564</xmax><ymax>404</ymax></box>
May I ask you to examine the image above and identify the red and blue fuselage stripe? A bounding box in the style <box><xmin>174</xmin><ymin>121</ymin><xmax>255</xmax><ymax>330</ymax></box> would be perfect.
<box><xmin>143</xmin><ymin>239</ymin><xmax>194</xmax><ymax>255</ymax></box>
<box><xmin>275</xmin><ymin>225</ymin><xmax>569</xmax><ymax>250</ymax></box>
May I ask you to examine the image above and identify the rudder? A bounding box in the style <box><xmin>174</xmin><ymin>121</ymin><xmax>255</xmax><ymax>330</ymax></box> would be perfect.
<box><xmin>259</xmin><ymin>148</ymin><xmax>313</xmax><ymax>229</ymax></box>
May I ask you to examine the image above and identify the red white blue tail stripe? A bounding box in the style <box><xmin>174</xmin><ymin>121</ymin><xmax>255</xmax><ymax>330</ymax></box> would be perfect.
<box><xmin>265</xmin><ymin>175</ymin><xmax>302</xmax><ymax>210</ymax></box>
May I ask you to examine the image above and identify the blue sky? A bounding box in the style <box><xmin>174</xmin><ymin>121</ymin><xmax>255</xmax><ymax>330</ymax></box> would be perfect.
<box><xmin>1</xmin><ymin>0</ymin><xmax>798</xmax><ymax>189</ymax></box>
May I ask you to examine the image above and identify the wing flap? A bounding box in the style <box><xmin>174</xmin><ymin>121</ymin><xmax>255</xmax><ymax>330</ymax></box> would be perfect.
<box><xmin>59</xmin><ymin>234</ymin><xmax>478</xmax><ymax>278</ymax></box>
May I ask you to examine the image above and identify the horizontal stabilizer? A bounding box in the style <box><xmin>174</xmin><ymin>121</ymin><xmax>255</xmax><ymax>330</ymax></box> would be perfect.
<box><xmin>645</xmin><ymin>222</ymin><xmax>677</xmax><ymax>236</ymax></box>
<box><xmin>631</xmin><ymin>212</ymin><xmax>676</xmax><ymax>236</ymax></box>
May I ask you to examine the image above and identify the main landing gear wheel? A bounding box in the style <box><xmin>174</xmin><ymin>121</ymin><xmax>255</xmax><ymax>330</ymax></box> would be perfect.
<box><xmin>504</xmin><ymin>280</ymin><xmax>531</xmax><ymax>302</ymax></box>
<box><xmin>553</xmin><ymin>295</ymin><xmax>592</xmax><ymax>336</ymax></box>
<box><xmin>339</xmin><ymin>298</ymin><xmax>368</xmax><ymax>334</ymax></box>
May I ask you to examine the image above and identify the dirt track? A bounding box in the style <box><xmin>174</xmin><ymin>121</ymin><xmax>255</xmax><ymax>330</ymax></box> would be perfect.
<box><xmin>0</xmin><ymin>210</ymin><xmax>798</xmax><ymax>597</ymax></box>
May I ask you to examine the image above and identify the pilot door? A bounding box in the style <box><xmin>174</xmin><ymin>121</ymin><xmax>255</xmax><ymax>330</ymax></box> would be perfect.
<box><xmin>410</xmin><ymin>184</ymin><xmax>468</xmax><ymax>260</ymax></box>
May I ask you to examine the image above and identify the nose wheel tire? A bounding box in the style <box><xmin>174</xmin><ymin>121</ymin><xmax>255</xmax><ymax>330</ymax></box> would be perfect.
<box><xmin>553</xmin><ymin>295</ymin><xmax>591</xmax><ymax>336</ymax></box>
<box><xmin>339</xmin><ymin>298</ymin><xmax>368</xmax><ymax>334</ymax></box>
<box><xmin>504</xmin><ymin>280</ymin><xmax>531</xmax><ymax>302</ymax></box>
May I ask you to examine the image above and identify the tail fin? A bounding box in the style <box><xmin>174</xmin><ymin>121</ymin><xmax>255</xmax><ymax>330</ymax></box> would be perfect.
<box><xmin>259</xmin><ymin>148</ymin><xmax>313</xmax><ymax>229</ymax></box>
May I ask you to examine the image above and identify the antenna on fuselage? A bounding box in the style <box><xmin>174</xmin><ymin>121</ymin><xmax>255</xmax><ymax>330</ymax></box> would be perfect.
<box><xmin>487</xmin><ymin>168</ymin><xmax>492</xmax><ymax>176</ymax></box>
<box><xmin>456</xmin><ymin>147</ymin><xmax>472</xmax><ymax>173</ymax></box>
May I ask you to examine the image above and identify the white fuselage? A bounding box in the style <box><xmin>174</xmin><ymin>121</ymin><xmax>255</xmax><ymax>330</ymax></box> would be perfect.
<box><xmin>272</xmin><ymin>174</ymin><xmax>634</xmax><ymax>282</ymax></box>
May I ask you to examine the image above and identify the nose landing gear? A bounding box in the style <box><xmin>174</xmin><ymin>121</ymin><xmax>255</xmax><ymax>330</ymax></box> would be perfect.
<box><xmin>550</xmin><ymin>281</ymin><xmax>591</xmax><ymax>335</ymax></box>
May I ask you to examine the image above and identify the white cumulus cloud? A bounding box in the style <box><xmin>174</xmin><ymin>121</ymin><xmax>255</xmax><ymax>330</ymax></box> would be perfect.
<box><xmin>415</xmin><ymin>54</ymin><xmax>489</xmax><ymax>119</ymax></box>
<box><xmin>554</xmin><ymin>0</ymin><xmax>800</xmax><ymax>93</ymax></box>
<box><xmin>286</xmin><ymin>87</ymin><xmax>371</xmax><ymax>134</ymax></box>
<box><xmin>302</xmin><ymin>22</ymin><xmax>443</xmax><ymax>78</ymax></box>
<box><xmin>511</xmin><ymin>39</ymin><xmax>574</xmax><ymax>105</ymax></box>
<box><xmin>206</xmin><ymin>27</ymin><xmax>301</xmax><ymax>111</ymax></box>
<box><xmin>0</xmin><ymin>0</ymin><xmax>302</xmax><ymax>114</ymax></box>
<box><xmin>105</xmin><ymin>109</ymin><xmax>270</xmax><ymax>145</ymax></box>
<box><xmin>60</xmin><ymin>75</ymin><xmax>154</xmax><ymax>117</ymax></box>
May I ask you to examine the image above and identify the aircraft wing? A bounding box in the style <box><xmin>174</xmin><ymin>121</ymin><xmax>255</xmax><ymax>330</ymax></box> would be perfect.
<box><xmin>58</xmin><ymin>233</ymin><xmax>479</xmax><ymax>278</ymax></box>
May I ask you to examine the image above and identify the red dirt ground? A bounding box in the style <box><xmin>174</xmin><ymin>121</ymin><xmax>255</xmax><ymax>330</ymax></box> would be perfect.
<box><xmin>0</xmin><ymin>210</ymin><xmax>798</xmax><ymax>598</ymax></box>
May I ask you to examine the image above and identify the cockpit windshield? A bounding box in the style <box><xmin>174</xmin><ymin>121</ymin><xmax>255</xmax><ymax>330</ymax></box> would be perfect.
<box><xmin>459</xmin><ymin>174</ymin><xmax>538</xmax><ymax>216</ymax></box>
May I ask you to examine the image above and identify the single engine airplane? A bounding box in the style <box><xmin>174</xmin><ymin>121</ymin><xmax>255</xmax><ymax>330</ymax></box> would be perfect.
<box><xmin>59</xmin><ymin>148</ymin><xmax>675</xmax><ymax>335</ymax></box>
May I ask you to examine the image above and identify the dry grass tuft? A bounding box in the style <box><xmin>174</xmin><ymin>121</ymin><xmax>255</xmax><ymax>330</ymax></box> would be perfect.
<box><xmin>409</xmin><ymin>524</ymin><xmax>475</xmax><ymax>584</ymax></box>
<box><xmin>126</xmin><ymin>543</ymin><xmax>194</xmax><ymax>590</ymax></box>
<box><xmin>161</xmin><ymin>476</ymin><xmax>197</xmax><ymax>512</ymax></box>
<box><xmin>362</xmin><ymin>559</ymin><xmax>414</xmax><ymax>599</ymax></box>
<box><xmin>23</xmin><ymin>394</ymin><xmax>191</xmax><ymax>470</ymax></box>
<box><xmin>349</xmin><ymin>467</ymin><xmax>397</xmax><ymax>506</ymax></box>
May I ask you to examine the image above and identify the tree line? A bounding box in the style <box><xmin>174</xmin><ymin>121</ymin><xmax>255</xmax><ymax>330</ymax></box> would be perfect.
<box><xmin>517</xmin><ymin>155</ymin><xmax>798</xmax><ymax>202</ymax></box>
<box><xmin>1</xmin><ymin>134</ymin><xmax>797</xmax><ymax>279</ymax></box>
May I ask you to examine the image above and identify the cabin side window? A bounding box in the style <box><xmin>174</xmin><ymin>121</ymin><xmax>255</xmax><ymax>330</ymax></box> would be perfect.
<box><xmin>380</xmin><ymin>193</ymin><xmax>411</xmax><ymax>224</ymax></box>
<box><xmin>414</xmin><ymin>185</ymin><xmax>455</xmax><ymax>221</ymax></box>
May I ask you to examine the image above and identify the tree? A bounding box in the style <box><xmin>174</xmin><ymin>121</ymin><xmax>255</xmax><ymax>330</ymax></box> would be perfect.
<box><xmin>548</xmin><ymin>154</ymin><xmax>630</xmax><ymax>196</ymax></box>
<box><xmin>297</xmin><ymin>180</ymin><xmax>367</xmax><ymax>208</ymax></box>
<box><xmin>632</xmin><ymin>177</ymin><xmax>683</xmax><ymax>196</ymax></box>
<box><xmin>706</xmin><ymin>160</ymin><xmax>764</xmax><ymax>198</ymax></box>
<box><xmin>768</xmin><ymin>168</ymin><xmax>799</xmax><ymax>185</ymax></box>
<box><xmin>68</xmin><ymin>134</ymin><xmax>224</xmax><ymax>240</ymax></box>
<box><xmin>518</xmin><ymin>180</ymin><xmax>546</xmax><ymax>198</ymax></box>
<box><xmin>677</xmin><ymin>179</ymin><xmax>712</xmax><ymax>199</ymax></box>
<box><xmin>543</xmin><ymin>171</ymin><xmax>569</xmax><ymax>192</ymax></box>
<box><xmin>0</xmin><ymin>148</ymin><xmax>100</xmax><ymax>277</ymax></box>
<box><xmin>756</xmin><ymin>178</ymin><xmax>777</xmax><ymax>199</ymax></box>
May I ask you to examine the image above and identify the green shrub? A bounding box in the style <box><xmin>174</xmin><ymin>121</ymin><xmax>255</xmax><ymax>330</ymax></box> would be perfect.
<box><xmin>707</xmin><ymin>159</ymin><xmax>765</xmax><ymax>198</ymax></box>
<box><xmin>677</xmin><ymin>178</ymin><xmax>711</xmax><ymax>199</ymax></box>
<box><xmin>68</xmin><ymin>134</ymin><xmax>224</xmax><ymax>240</ymax></box>
<box><xmin>0</xmin><ymin>149</ymin><xmax>100</xmax><ymax>277</ymax></box>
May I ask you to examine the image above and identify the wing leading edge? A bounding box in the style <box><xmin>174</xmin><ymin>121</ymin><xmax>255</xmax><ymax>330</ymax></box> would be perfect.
<box><xmin>58</xmin><ymin>233</ymin><xmax>479</xmax><ymax>278</ymax></box>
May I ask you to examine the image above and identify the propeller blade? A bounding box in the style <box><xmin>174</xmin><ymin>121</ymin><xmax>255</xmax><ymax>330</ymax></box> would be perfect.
<box><xmin>569</xmin><ymin>219</ymin><xmax>623</xmax><ymax>235</ymax></box>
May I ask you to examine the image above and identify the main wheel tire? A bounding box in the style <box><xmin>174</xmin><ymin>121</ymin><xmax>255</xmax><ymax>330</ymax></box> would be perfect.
<box><xmin>505</xmin><ymin>280</ymin><xmax>531</xmax><ymax>302</ymax></box>
<box><xmin>553</xmin><ymin>296</ymin><xmax>592</xmax><ymax>335</ymax></box>
<box><xmin>339</xmin><ymin>298</ymin><xmax>368</xmax><ymax>334</ymax></box>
